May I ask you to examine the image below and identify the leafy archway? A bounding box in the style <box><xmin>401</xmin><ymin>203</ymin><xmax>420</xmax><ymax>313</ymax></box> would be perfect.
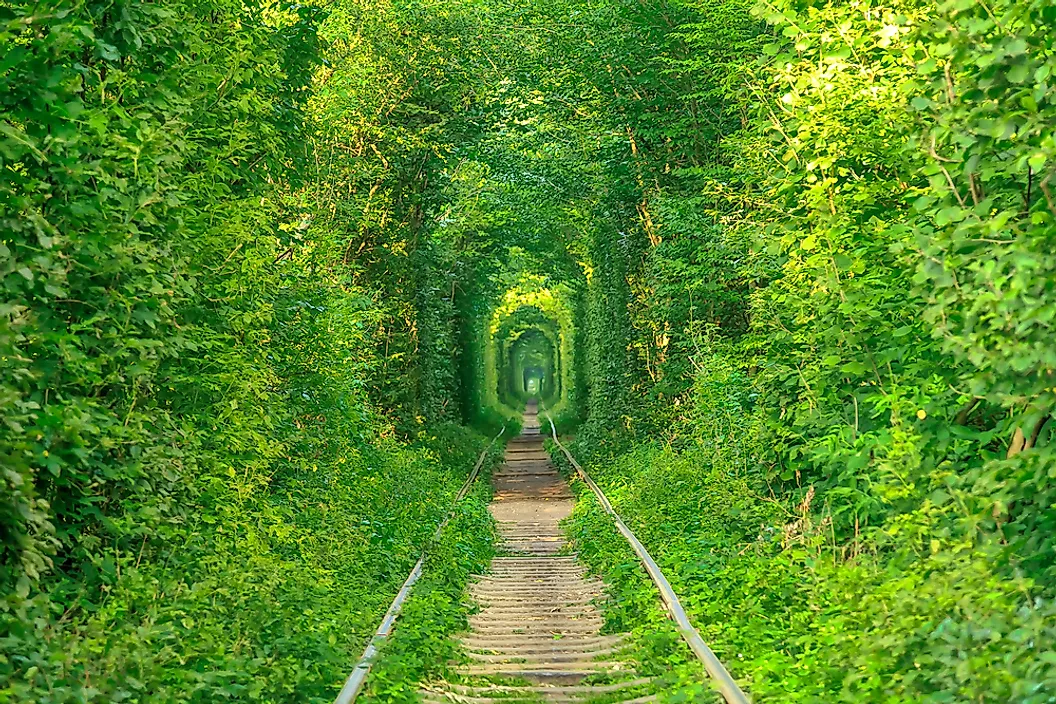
<box><xmin>477</xmin><ymin>278</ymin><xmax>581</xmax><ymax>429</ymax></box>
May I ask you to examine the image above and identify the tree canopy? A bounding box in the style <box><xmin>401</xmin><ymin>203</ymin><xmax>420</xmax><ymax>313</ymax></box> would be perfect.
<box><xmin>2</xmin><ymin>0</ymin><xmax>1054</xmax><ymax>701</ymax></box>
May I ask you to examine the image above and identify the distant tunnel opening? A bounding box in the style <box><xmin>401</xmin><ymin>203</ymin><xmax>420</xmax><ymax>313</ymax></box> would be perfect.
<box><xmin>502</xmin><ymin>328</ymin><xmax>558</xmax><ymax>406</ymax></box>
<box><xmin>476</xmin><ymin>285</ymin><xmax>581</xmax><ymax>431</ymax></box>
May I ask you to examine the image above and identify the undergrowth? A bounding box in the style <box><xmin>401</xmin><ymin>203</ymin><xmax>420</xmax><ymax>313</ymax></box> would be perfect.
<box><xmin>2</xmin><ymin>422</ymin><xmax>498</xmax><ymax>704</ymax></box>
<box><xmin>361</xmin><ymin>463</ymin><xmax>497</xmax><ymax>703</ymax></box>
<box><xmin>548</xmin><ymin>441</ymin><xmax>731</xmax><ymax>704</ymax></box>
<box><xmin>557</xmin><ymin>432</ymin><xmax>1056</xmax><ymax>702</ymax></box>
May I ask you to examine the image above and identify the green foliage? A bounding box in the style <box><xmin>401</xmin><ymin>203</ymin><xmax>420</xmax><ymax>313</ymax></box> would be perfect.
<box><xmin>561</xmin><ymin>423</ymin><xmax>1056</xmax><ymax>702</ymax></box>
<box><xmin>483</xmin><ymin>279</ymin><xmax>581</xmax><ymax>425</ymax></box>
<box><xmin>548</xmin><ymin>0</ymin><xmax>1056</xmax><ymax>698</ymax></box>
<box><xmin>361</xmin><ymin>476</ymin><xmax>496</xmax><ymax>703</ymax></box>
<box><xmin>5</xmin><ymin>0</ymin><xmax>1055</xmax><ymax>700</ymax></box>
<box><xmin>2</xmin><ymin>0</ymin><xmax>313</xmax><ymax>603</ymax></box>
<box><xmin>1</xmin><ymin>1</ymin><xmax>499</xmax><ymax>701</ymax></box>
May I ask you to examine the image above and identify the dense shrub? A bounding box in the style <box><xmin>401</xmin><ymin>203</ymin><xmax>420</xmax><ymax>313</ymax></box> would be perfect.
<box><xmin>2</xmin><ymin>2</ymin><xmax>497</xmax><ymax>701</ymax></box>
<box><xmin>5</xmin><ymin>0</ymin><xmax>1054</xmax><ymax>701</ymax></box>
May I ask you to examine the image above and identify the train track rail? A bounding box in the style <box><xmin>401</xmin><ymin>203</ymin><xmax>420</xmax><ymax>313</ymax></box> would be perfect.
<box><xmin>338</xmin><ymin>402</ymin><xmax>748</xmax><ymax>703</ymax></box>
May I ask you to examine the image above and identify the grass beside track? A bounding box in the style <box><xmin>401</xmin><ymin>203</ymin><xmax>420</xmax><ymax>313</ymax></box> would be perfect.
<box><xmin>360</xmin><ymin>449</ymin><xmax>500</xmax><ymax>703</ymax></box>
<box><xmin>547</xmin><ymin>438</ymin><xmax>737</xmax><ymax>703</ymax></box>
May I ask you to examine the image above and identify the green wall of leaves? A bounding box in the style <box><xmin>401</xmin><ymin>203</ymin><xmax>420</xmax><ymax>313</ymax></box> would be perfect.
<box><xmin>4</xmin><ymin>0</ymin><xmax>1055</xmax><ymax>701</ymax></box>
<box><xmin>2</xmin><ymin>1</ymin><xmax>496</xmax><ymax>701</ymax></box>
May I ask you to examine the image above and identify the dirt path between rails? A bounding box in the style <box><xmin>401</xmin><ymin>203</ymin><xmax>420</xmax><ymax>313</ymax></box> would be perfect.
<box><xmin>421</xmin><ymin>402</ymin><xmax>658</xmax><ymax>703</ymax></box>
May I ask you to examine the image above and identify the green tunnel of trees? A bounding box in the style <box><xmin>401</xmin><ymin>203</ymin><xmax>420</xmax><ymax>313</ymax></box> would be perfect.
<box><xmin>499</xmin><ymin>320</ymin><xmax>558</xmax><ymax>406</ymax></box>
<box><xmin>3</xmin><ymin>0</ymin><xmax>1056</xmax><ymax>702</ymax></box>
<box><xmin>488</xmin><ymin>297</ymin><xmax>578</xmax><ymax>422</ymax></box>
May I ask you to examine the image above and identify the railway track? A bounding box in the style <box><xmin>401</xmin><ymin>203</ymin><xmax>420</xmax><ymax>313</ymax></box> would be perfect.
<box><xmin>420</xmin><ymin>402</ymin><xmax>655</xmax><ymax>703</ymax></box>
<box><xmin>339</xmin><ymin>401</ymin><xmax>747</xmax><ymax>703</ymax></box>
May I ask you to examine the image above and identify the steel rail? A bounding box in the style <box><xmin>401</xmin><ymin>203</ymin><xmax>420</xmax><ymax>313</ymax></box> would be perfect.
<box><xmin>545</xmin><ymin>416</ymin><xmax>751</xmax><ymax>704</ymax></box>
<box><xmin>333</xmin><ymin>427</ymin><xmax>505</xmax><ymax>704</ymax></box>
